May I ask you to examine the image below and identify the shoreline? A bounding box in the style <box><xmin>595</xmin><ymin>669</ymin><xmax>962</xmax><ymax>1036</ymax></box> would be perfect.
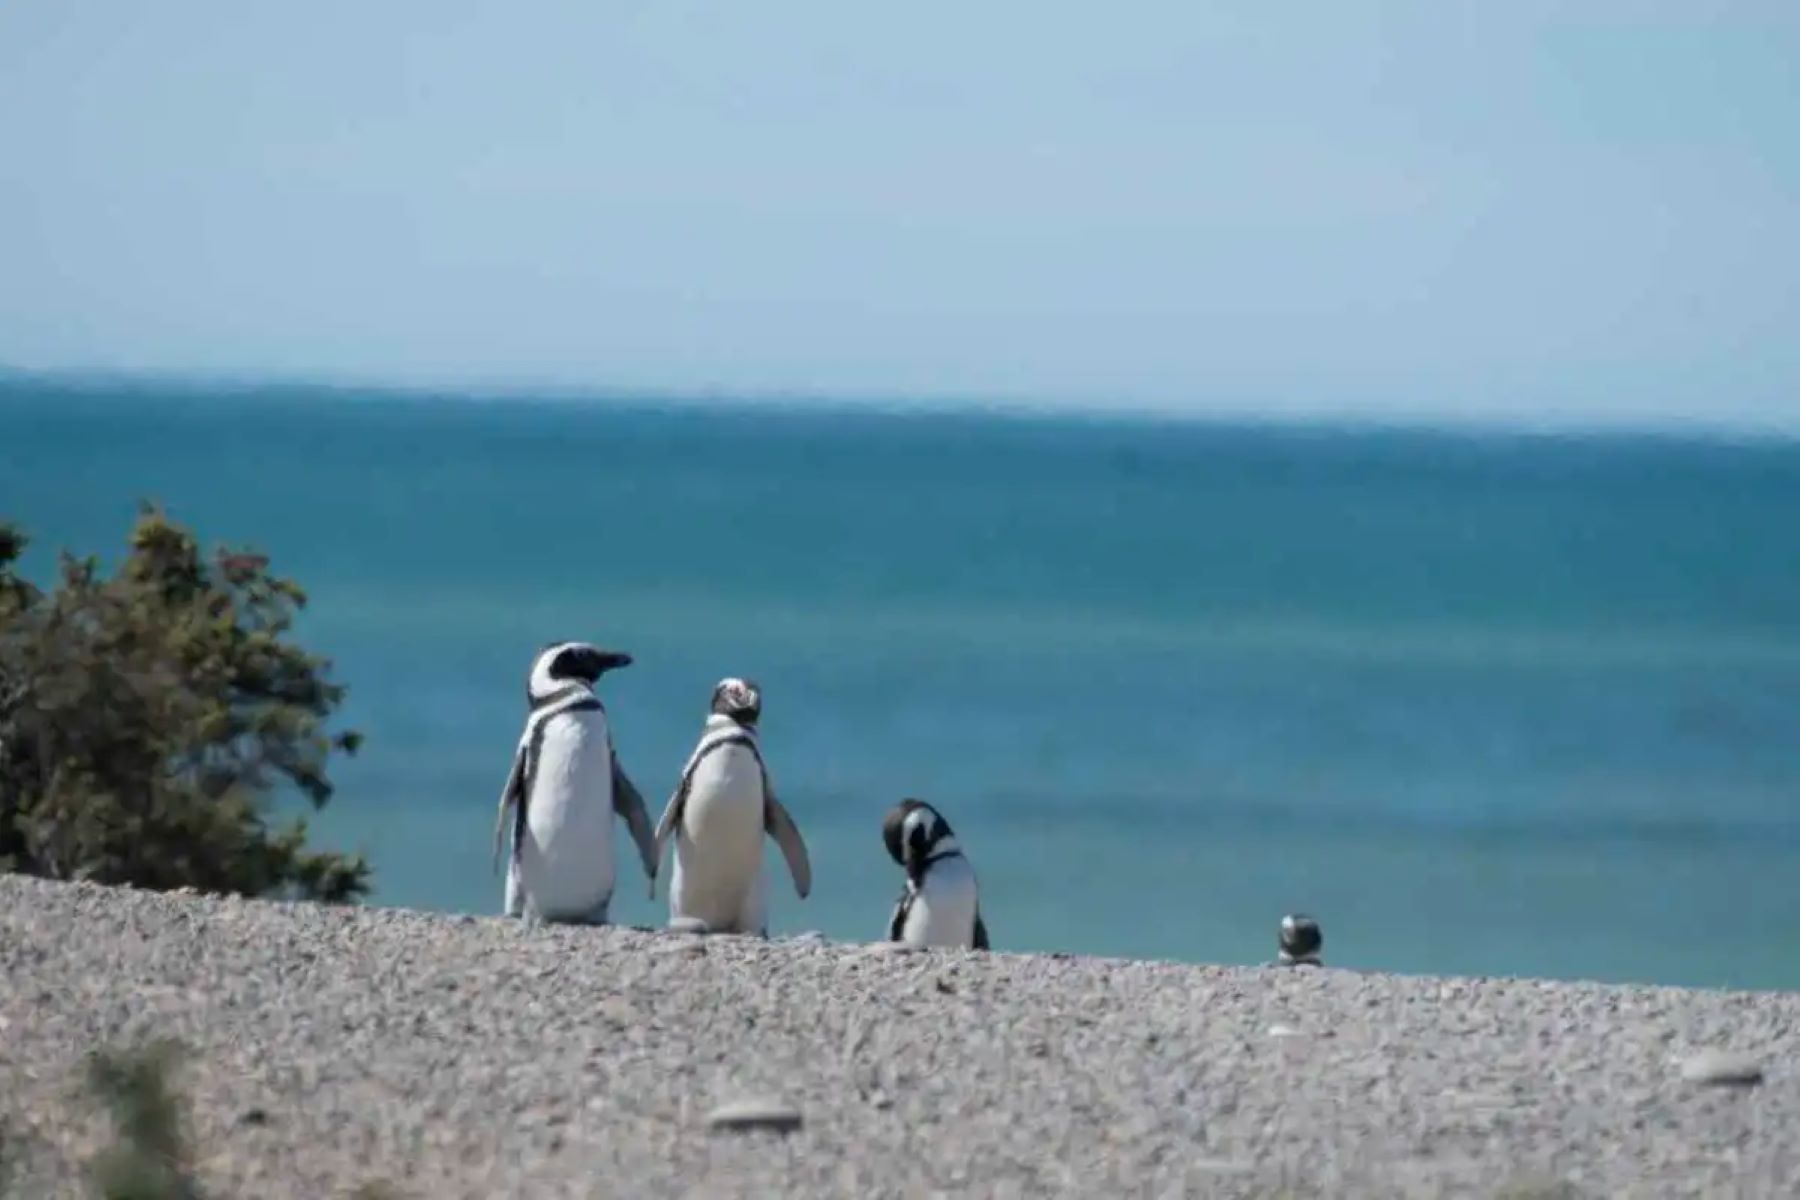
<box><xmin>3</xmin><ymin>874</ymin><xmax>1795</xmax><ymax>1198</ymax></box>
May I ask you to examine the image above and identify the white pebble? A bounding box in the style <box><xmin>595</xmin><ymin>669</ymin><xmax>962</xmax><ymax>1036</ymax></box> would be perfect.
<box><xmin>706</xmin><ymin>1097</ymin><xmax>803</xmax><ymax>1133</ymax></box>
<box><xmin>1678</xmin><ymin>1049</ymin><xmax>1764</xmax><ymax>1086</ymax></box>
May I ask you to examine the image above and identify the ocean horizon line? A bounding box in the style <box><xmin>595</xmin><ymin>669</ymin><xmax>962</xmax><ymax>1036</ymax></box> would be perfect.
<box><xmin>5</xmin><ymin>362</ymin><xmax>1799</xmax><ymax>447</ymax></box>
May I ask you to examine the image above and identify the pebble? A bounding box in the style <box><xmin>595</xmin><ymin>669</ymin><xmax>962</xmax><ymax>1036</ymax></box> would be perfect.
<box><xmin>705</xmin><ymin>1097</ymin><xmax>804</xmax><ymax>1134</ymax></box>
<box><xmin>597</xmin><ymin>998</ymin><xmax>640</xmax><ymax>1026</ymax></box>
<box><xmin>1678</xmin><ymin>1049</ymin><xmax>1765</xmax><ymax>1086</ymax></box>
<box><xmin>1187</xmin><ymin>1158</ymin><xmax>1257</xmax><ymax>1175</ymax></box>
<box><xmin>856</xmin><ymin>941</ymin><xmax>923</xmax><ymax>958</ymax></box>
<box><xmin>667</xmin><ymin>917</ymin><xmax>711</xmax><ymax>935</ymax></box>
<box><xmin>652</xmin><ymin>940</ymin><xmax>706</xmax><ymax>958</ymax></box>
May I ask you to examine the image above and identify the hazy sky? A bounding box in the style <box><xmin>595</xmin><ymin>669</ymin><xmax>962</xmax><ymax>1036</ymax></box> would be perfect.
<box><xmin>2</xmin><ymin>3</ymin><xmax>1797</xmax><ymax>429</ymax></box>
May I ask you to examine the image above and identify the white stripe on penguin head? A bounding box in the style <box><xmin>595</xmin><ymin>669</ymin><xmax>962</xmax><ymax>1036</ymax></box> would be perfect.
<box><xmin>901</xmin><ymin>802</ymin><xmax>960</xmax><ymax>867</ymax></box>
<box><xmin>528</xmin><ymin>643</ymin><xmax>582</xmax><ymax>703</ymax></box>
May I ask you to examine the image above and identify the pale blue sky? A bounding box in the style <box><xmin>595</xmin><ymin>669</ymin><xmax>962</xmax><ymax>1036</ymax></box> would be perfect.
<box><xmin>2</xmin><ymin>3</ymin><xmax>1797</xmax><ymax>429</ymax></box>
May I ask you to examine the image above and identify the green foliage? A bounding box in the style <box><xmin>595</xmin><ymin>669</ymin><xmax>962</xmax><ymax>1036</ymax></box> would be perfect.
<box><xmin>1493</xmin><ymin>1183</ymin><xmax>1585</xmax><ymax>1200</ymax></box>
<box><xmin>79</xmin><ymin>1040</ymin><xmax>406</xmax><ymax>1200</ymax></box>
<box><xmin>0</xmin><ymin>504</ymin><xmax>368</xmax><ymax>900</ymax></box>
<box><xmin>84</xmin><ymin>1040</ymin><xmax>203</xmax><ymax>1200</ymax></box>
<box><xmin>349</xmin><ymin>1184</ymin><xmax>404</xmax><ymax>1200</ymax></box>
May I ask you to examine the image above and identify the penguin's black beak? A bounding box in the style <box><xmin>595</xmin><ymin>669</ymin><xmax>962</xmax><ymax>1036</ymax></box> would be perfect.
<box><xmin>576</xmin><ymin>648</ymin><xmax>633</xmax><ymax>680</ymax></box>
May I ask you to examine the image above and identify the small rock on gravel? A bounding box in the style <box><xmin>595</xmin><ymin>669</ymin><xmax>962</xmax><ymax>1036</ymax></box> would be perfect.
<box><xmin>652</xmin><ymin>940</ymin><xmax>706</xmax><ymax>957</ymax></box>
<box><xmin>706</xmin><ymin>1098</ymin><xmax>804</xmax><ymax>1134</ymax></box>
<box><xmin>1679</xmin><ymin>1049</ymin><xmax>1765</xmax><ymax>1086</ymax></box>
<box><xmin>856</xmin><ymin>941</ymin><xmax>923</xmax><ymax>958</ymax></box>
<box><xmin>1187</xmin><ymin>1158</ymin><xmax>1257</xmax><ymax>1175</ymax></box>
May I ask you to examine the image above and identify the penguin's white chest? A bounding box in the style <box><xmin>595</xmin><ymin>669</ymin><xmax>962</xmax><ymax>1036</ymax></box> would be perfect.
<box><xmin>671</xmin><ymin>742</ymin><xmax>766</xmax><ymax>926</ymax></box>
<box><xmin>518</xmin><ymin>709</ymin><xmax>617</xmax><ymax>916</ymax></box>
<box><xmin>902</xmin><ymin>856</ymin><xmax>980</xmax><ymax>948</ymax></box>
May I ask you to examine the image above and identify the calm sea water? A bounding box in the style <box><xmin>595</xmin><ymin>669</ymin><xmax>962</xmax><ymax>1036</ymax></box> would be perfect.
<box><xmin>4</xmin><ymin>377</ymin><xmax>1799</xmax><ymax>990</ymax></box>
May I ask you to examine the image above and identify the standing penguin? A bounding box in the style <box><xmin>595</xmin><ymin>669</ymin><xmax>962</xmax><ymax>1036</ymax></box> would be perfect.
<box><xmin>1276</xmin><ymin>913</ymin><xmax>1323</xmax><ymax>966</ymax></box>
<box><xmin>650</xmin><ymin>678</ymin><xmax>810</xmax><ymax>936</ymax></box>
<box><xmin>491</xmin><ymin>641</ymin><xmax>658</xmax><ymax>924</ymax></box>
<box><xmin>882</xmin><ymin>798</ymin><xmax>989</xmax><ymax>950</ymax></box>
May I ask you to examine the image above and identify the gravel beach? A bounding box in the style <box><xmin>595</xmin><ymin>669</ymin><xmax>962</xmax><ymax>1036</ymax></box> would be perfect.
<box><xmin>2</xmin><ymin>875</ymin><xmax>1794</xmax><ymax>1199</ymax></box>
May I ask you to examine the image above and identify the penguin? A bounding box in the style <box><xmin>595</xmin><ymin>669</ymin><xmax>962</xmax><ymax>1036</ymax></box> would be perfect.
<box><xmin>882</xmin><ymin>798</ymin><xmax>989</xmax><ymax>950</ymax></box>
<box><xmin>649</xmin><ymin>678</ymin><xmax>810</xmax><ymax>936</ymax></box>
<box><xmin>1276</xmin><ymin>913</ymin><xmax>1323</xmax><ymax>966</ymax></box>
<box><xmin>491</xmin><ymin>641</ymin><xmax>658</xmax><ymax>924</ymax></box>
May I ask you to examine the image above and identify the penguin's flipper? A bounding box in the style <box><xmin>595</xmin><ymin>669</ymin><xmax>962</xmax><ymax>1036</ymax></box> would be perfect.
<box><xmin>972</xmin><ymin>910</ymin><xmax>990</xmax><ymax>952</ymax></box>
<box><xmin>649</xmin><ymin>775</ymin><xmax>690</xmax><ymax>900</ymax></box>
<box><xmin>610</xmin><ymin>752</ymin><xmax>659</xmax><ymax>883</ymax></box>
<box><xmin>763</xmin><ymin>791</ymin><xmax>811</xmax><ymax>899</ymax></box>
<box><xmin>492</xmin><ymin>743</ymin><xmax>527</xmax><ymax>876</ymax></box>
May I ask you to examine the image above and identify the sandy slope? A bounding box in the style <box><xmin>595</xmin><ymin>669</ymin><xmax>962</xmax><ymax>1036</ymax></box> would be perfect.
<box><xmin>1</xmin><ymin>875</ymin><xmax>1794</xmax><ymax>1198</ymax></box>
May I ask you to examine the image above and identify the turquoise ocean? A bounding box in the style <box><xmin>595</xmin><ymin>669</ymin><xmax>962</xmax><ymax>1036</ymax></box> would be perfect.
<box><xmin>4</xmin><ymin>377</ymin><xmax>1799</xmax><ymax>990</ymax></box>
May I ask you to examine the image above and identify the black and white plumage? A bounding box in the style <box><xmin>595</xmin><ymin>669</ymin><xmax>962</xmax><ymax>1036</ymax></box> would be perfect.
<box><xmin>882</xmin><ymin>798</ymin><xmax>988</xmax><ymax>950</ymax></box>
<box><xmin>649</xmin><ymin>677</ymin><xmax>810</xmax><ymax>936</ymax></box>
<box><xmin>491</xmin><ymin>641</ymin><xmax>657</xmax><ymax>924</ymax></box>
<box><xmin>1277</xmin><ymin>913</ymin><xmax>1323</xmax><ymax>966</ymax></box>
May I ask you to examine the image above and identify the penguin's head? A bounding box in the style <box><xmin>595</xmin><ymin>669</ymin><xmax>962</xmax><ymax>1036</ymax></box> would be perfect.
<box><xmin>710</xmin><ymin>677</ymin><xmax>762</xmax><ymax>727</ymax></box>
<box><xmin>882</xmin><ymin>798</ymin><xmax>957</xmax><ymax>872</ymax></box>
<box><xmin>528</xmin><ymin>641</ymin><xmax>632</xmax><ymax>703</ymax></box>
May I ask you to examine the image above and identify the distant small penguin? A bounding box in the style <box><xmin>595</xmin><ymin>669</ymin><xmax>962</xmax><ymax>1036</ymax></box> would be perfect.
<box><xmin>649</xmin><ymin>678</ymin><xmax>811</xmax><ymax>936</ymax></box>
<box><xmin>491</xmin><ymin>642</ymin><xmax>658</xmax><ymax>924</ymax></box>
<box><xmin>882</xmin><ymin>798</ymin><xmax>989</xmax><ymax>950</ymax></box>
<box><xmin>1277</xmin><ymin>913</ymin><xmax>1323</xmax><ymax>966</ymax></box>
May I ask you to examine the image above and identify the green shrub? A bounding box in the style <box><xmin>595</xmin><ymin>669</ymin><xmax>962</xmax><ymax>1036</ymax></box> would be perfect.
<box><xmin>0</xmin><ymin>504</ymin><xmax>367</xmax><ymax>900</ymax></box>
<box><xmin>84</xmin><ymin>1041</ymin><xmax>203</xmax><ymax>1200</ymax></box>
